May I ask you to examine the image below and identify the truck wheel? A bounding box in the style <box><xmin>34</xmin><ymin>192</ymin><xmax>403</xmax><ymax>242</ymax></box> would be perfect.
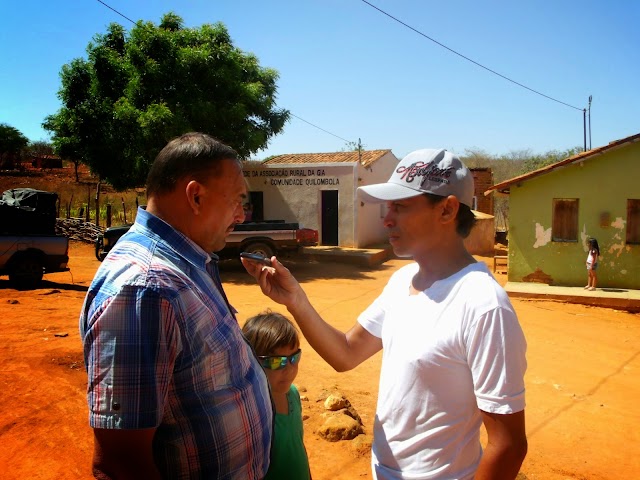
<box><xmin>9</xmin><ymin>255</ymin><xmax>44</xmax><ymax>289</ymax></box>
<box><xmin>244</xmin><ymin>243</ymin><xmax>275</xmax><ymax>258</ymax></box>
<box><xmin>95</xmin><ymin>237</ymin><xmax>107</xmax><ymax>262</ymax></box>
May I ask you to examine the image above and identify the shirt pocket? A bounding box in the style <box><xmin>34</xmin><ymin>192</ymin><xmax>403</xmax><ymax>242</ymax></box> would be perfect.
<box><xmin>202</xmin><ymin>314</ymin><xmax>251</xmax><ymax>390</ymax></box>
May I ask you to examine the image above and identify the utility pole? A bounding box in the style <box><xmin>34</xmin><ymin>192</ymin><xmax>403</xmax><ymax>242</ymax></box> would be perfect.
<box><xmin>583</xmin><ymin>108</ymin><xmax>587</xmax><ymax>152</ymax></box>
<box><xmin>588</xmin><ymin>95</ymin><xmax>592</xmax><ymax>150</ymax></box>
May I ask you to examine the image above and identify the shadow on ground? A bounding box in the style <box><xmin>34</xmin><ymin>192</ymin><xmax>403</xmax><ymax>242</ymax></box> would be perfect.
<box><xmin>220</xmin><ymin>256</ymin><xmax>398</xmax><ymax>286</ymax></box>
<box><xmin>0</xmin><ymin>279</ymin><xmax>89</xmax><ymax>292</ymax></box>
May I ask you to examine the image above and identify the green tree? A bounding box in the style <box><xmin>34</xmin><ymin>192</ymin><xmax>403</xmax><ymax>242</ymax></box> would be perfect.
<box><xmin>459</xmin><ymin>147</ymin><xmax>583</xmax><ymax>232</ymax></box>
<box><xmin>460</xmin><ymin>148</ymin><xmax>524</xmax><ymax>183</ymax></box>
<box><xmin>44</xmin><ymin>13</ymin><xmax>289</xmax><ymax>190</ymax></box>
<box><xmin>0</xmin><ymin>123</ymin><xmax>29</xmax><ymax>169</ymax></box>
<box><xmin>24</xmin><ymin>140</ymin><xmax>54</xmax><ymax>157</ymax></box>
<box><xmin>521</xmin><ymin>146</ymin><xmax>583</xmax><ymax>173</ymax></box>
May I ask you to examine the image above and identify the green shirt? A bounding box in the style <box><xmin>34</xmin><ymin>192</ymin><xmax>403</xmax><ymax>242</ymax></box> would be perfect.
<box><xmin>264</xmin><ymin>385</ymin><xmax>311</xmax><ymax>480</ymax></box>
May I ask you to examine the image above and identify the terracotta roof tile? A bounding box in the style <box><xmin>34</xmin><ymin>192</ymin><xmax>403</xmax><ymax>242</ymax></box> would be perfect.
<box><xmin>259</xmin><ymin>149</ymin><xmax>392</xmax><ymax>168</ymax></box>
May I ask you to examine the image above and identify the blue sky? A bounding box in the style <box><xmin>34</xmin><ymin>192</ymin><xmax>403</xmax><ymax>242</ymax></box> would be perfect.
<box><xmin>2</xmin><ymin>0</ymin><xmax>638</xmax><ymax>160</ymax></box>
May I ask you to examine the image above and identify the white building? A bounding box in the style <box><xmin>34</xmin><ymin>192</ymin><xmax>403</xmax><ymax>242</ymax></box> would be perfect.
<box><xmin>242</xmin><ymin>150</ymin><xmax>399</xmax><ymax>248</ymax></box>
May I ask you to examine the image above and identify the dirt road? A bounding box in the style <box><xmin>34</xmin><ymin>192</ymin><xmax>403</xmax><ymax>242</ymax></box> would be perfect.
<box><xmin>0</xmin><ymin>241</ymin><xmax>638</xmax><ymax>479</ymax></box>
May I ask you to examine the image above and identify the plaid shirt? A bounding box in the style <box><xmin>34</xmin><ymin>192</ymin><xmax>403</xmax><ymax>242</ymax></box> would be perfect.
<box><xmin>80</xmin><ymin>207</ymin><xmax>272</xmax><ymax>480</ymax></box>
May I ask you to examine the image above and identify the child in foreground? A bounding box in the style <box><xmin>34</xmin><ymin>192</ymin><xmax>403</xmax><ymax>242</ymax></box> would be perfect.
<box><xmin>243</xmin><ymin>310</ymin><xmax>311</xmax><ymax>480</ymax></box>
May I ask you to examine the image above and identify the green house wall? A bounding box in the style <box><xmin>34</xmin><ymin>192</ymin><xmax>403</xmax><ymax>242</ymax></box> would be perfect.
<box><xmin>507</xmin><ymin>141</ymin><xmax>640</xmax><ymax>289</ymax></box>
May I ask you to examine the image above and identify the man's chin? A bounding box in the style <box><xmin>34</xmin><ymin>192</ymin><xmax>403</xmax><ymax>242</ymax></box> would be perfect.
<box><xmin>212</xmin><ymin>241</ymin><xmax>227</xmax><ymax>254</ymax></box>
<box><xmin>391</xmin><ymin>245</ymin><xmax>412</xmax><ymax>258</ymax></box>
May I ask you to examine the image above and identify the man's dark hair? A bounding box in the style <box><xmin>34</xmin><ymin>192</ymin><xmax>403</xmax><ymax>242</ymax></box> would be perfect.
<box><xmin>146</xmin><ymin>132</ymin><xmax>239</xmax><ymax>197</ymax></box>
<box><xmin>424</xmin><ymin>193</ymin><xmax>477</xmax><ymax>239</ymax></box>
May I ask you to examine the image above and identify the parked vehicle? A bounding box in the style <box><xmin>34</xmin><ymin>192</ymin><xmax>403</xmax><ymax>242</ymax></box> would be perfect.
<box><xmin>94</xmin><ymin>224</ymin><xmax>131</xmax><ymax>262</ymax></box>
<box><xmin>0</xmin><ymin>189</ymin><xmax>70</xmax><ymax>288</ymax></box>
<box><xmin>226</xmin><ymin>221</ymin><xmax>319</xmax><ymax>258</ymax></box>
<box><xmin>0</xmin><ymin>235</ymin><xmax>70</xmax><ymax>288</ymax></box>
<box><xmin>95</xmin><ymin>221</ymin><xmax>319</xmax><ymax>261</ymax></box>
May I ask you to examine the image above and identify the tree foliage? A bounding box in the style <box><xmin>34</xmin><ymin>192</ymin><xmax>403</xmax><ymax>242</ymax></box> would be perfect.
<box><xmin>342</xmin><ymin>139</ymin><xmax>365</xmax><ymax>152</ymax></box>
<box><xmin>460</xmin><ymin>146</ymin><xmax>584</xmax><ymax>184</ymax></box>
<box><xmin>460</xmin><ymin>146</ymin><xmax>584</xmax><ymax>231</ymax></box>
<box><xmin>521</xmin><ymin>147</ymin><xmax>583</xmax><ymax>173</ymax></box>
<box><xmin>24</xmin><ymin>140</ymin><xmax>55</xmax><ymax>157</ymax></box>
<box><xmin>0</xmin><ymin>123</ymin><xmax>29</xmax><ymax>169</ymax></box>
<box><xmin>44</xmin><ymin>13</ymin><xmax>289</xmax><ymax>190</ymax></box>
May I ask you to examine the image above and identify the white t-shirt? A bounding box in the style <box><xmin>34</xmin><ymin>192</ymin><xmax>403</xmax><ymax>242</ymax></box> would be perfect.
<box><xmin>586</xmin><ymin>249</ymin><xmax>598</xmax><ymax>267</ymax></box>
<box><xmin>358</xmin><ymin>262</ymin><xmax>527</xmax><ymax>480</ymax></box>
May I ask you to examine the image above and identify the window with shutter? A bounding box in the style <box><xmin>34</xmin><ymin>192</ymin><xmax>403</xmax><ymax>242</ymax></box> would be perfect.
<box><xmin>627</xmin><ymin>199</ymin><xmax>640</xmax><ymax>244</ymax></box>
<box><xmin>552</xmin><ymin>198</ymin><xmax>579</xmax><ymax>242</ymax></box>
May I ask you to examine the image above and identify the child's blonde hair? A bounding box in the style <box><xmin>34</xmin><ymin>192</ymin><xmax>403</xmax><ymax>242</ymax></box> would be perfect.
<box><xmin>242</xmin><ymin>309</ymin><xmax>300</xmax><ymax>356</ymax></box>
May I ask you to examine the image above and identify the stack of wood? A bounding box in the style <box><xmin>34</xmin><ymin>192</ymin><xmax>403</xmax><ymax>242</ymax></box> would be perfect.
<box><xmin>55</xmin><ymin>218</ymin><xmax>104</xmax><ymax>244</ymax></box>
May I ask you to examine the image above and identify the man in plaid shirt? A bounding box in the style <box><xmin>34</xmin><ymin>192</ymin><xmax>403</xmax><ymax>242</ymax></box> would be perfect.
<box><xmin>80</xmin><ymin>133</ymin><xmax>273</xmax><ymax>479</ymax></box>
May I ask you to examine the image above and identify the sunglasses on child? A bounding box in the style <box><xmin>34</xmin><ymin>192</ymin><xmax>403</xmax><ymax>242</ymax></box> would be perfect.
<box><xmin>258</xmin><ymin>349</ymin><xmax>302</xmax><ymax>370</ymax></box>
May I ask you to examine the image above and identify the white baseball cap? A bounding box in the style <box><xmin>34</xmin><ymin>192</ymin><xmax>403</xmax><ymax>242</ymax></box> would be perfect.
<box><xmin>357</xmin><ymin>148</ymin><xmax>474</xmax><ymax>208</ymax></box>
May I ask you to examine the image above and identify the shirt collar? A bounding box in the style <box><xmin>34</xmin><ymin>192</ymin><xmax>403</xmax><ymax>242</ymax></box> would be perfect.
<box><xmin>131</xmin><ymin>206</ymin><xmax>218</xmax><ymax>270</ymax></box>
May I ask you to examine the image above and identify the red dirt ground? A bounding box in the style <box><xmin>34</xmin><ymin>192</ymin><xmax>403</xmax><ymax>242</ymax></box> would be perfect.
<box><xmin>1</xmin><ymin>165</ymin><xmax>639</xmax><ymax>479</ymax></box>
<box><xmin>0</xmin><ymin>241</ymin><xmax>639</xmax><ymax>479</ymax></box>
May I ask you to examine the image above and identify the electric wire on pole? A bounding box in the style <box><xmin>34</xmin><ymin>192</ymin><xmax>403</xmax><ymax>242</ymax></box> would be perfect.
<box><xmin>359</xmin><ymin>0</ymin><xmax>593</xmax><ymax>146</ymax></box>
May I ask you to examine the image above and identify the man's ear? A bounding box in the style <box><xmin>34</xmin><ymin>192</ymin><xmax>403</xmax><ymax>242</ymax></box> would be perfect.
<box><xmin>185</xmin><ymin>180</ymin><xmax>203</xmax><ymax>213</ymax></box>
<box><xmin>439</xmin><ymin>195</ymin><xmax>460</xmax><ymax>224</ymax></box>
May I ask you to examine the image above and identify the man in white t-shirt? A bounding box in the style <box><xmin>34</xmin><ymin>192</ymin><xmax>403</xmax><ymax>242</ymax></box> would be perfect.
<box><xmin>243</xmin><ymin>148</ymin><xmax>528</xmax><ymax>479</ymax></box>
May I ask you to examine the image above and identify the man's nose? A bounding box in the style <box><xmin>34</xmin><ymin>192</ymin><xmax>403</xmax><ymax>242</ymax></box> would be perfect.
<box><xmin>236</xmin><ymin>203</ymin><xmax>246</xmax><ymax>222</ymax></box>
<box><xmin>383</xmin><ymin>211</ymin><xmax>395</xmax><ymax>228</ymax></box>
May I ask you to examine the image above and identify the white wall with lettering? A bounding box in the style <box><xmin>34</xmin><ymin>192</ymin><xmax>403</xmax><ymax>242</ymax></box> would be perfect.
<box><xmin>243</xmin><ymin>164</ymin><xmax>354</xmax><ymax>245</ymax></box>
<box><xmin>243</xmin><ymin>152</ymin><xmax>398</xmax><ymax>247</ymax></box>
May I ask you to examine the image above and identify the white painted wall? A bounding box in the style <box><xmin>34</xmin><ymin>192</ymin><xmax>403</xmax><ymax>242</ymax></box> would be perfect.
<box><xmin>242</xmin><ymin>152</ymin><xmax>399</xmax><ymax>248</ymax></box>
<box><xmin>243</xmin><ymin>163</ymin><xmax>355</xmax><ymax>246</ymax></box>
<box><xmin>355</xmin><ymin>152</ymin><xmax>399</xmax><ymax>247</ymax></box>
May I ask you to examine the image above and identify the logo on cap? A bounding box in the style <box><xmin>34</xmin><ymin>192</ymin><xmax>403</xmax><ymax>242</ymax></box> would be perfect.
<box><xmin>397</xmin><ymin>149</ymin><xmax>451</xmax><ymax>189</ymax></box>
<box><xmin>397</xmin><ymin>161</ymin><xmax>454</xmax><ymax>188</ymax></box>
<box><xmin>357</xmin><ymin>148</ymin><xmax>473</xmax><ymax>207</ymax></box>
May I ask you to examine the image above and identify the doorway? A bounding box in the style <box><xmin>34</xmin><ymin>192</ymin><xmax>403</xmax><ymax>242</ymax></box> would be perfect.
<box><xmin>248</xmin><ymin>191</ymin><xmax>264</xmax><ymax>222</ymax></box>
<box><xmin>321</xmin><ymin>190</ymin><xmax>339</xmax><ymax>245</ymax></box>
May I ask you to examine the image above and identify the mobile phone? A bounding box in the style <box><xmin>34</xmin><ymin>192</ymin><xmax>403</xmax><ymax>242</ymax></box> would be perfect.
<box><xmin>240</xmin><ymin>252</ymin><xmax>273</xmax><ymax>266</ymax></box>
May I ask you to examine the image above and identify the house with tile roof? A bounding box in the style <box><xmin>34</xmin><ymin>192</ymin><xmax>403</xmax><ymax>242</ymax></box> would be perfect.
<box><xmin>242</xmin><ymin>149</ymin><xmax>497</xmax><ymax>254</ymax></box>
<box><xmin>242</xmin><ymin>149</ymin><xmax>399</xmax><ymax>248</ymax></box>
<box><xmin>485</xmin><ymin>132</ymin><xmax>640</xmax><ymax>289</ymax></box>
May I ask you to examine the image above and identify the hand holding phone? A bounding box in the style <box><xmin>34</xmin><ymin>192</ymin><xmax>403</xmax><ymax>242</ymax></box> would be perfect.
<box><xmin>240</xmin><ymin>252</ymin><xmax>273</xmax><ymax>266</ymax></box>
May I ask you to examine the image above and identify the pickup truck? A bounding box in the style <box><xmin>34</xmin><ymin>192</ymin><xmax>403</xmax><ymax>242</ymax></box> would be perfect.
<box><xmin>0</xmin><ymin>188</ymin><xmax>70</xmax><ymax>288</ymax></box>
<box><xmin>95</xmin><ymin>221</ymin><xmax>319</xmax><ymax>261</ymax></box>
<box><xmin>0</xmin><ymin>235</ymin><xmax>70</xmax><ymax>289</ymax></box>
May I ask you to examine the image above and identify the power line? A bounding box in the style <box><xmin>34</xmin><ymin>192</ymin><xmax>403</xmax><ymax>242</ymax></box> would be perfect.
<box><xmin>359</xmin><ymin>0</ymin><xmax>583</xmax><ymax>111</ymax></box>
<box><xmin>94</xmin><ymin>0</ymin><xmax>355</xmax><ymax>146</ymax></box>
<box><xmin>95</xmin><ymin>0</ymin><xmax>136</xmax><ymax>24</ymax></box>
<box><xmin>289</xmin><ymin>114</ymin><xmax>352</xmax><ymax>143</ymax></box>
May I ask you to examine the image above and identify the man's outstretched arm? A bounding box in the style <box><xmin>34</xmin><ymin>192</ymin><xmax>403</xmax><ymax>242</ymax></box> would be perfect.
<box><xmin>242</xmin><ymin>256</ymin><xmax>382</xmax><ymax>371</ymax></box>
<box><xmin>476</xmin><ymin>410</ymin><xmax>527</xmax><ymax>480</ymax></box>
